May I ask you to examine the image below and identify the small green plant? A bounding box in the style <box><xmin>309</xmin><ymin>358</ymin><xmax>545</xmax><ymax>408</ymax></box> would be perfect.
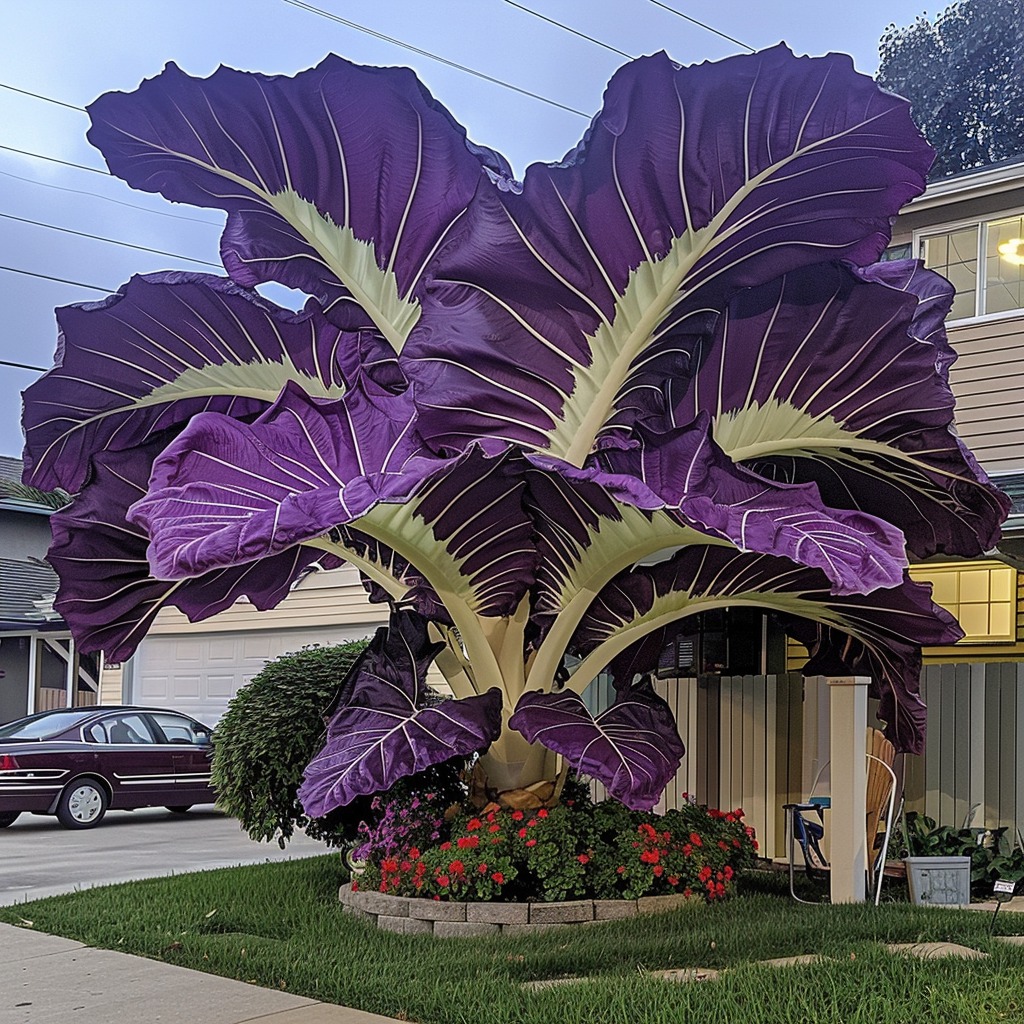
<box><xmin>904</xmin><ymin>811</ymin><xmax>1024</xmax><ymax>895</ymax></box>
<box><xmin>211</xmin><ymin>641</ymin><xmax>368</xmax><ymax>848</ymax></box>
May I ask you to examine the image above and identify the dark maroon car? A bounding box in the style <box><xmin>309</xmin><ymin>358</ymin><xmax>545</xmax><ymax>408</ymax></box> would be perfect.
<box><xmin>0</xmin><ymin>705</ymin><xmax>215</xmax><ymax>829</ymax></box>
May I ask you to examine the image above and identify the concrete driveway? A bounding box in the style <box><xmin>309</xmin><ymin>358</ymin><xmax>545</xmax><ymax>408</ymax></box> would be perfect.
<box><xmin>0</xmin><ymin>804</ymin><xmax>331</xmax><ymax>906</ymax></box>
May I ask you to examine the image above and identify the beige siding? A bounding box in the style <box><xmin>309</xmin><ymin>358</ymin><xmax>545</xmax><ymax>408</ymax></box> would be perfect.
<box><xmin>99</xmin><ymin>664</ymin><xmax>123</xmax><ymax>705</ymax></box>
<box><xmin>946</xmin><ymin>314</ymin><xmax>1024</xmax><ymax>474</ymax></box>
<box><xmin>145</xmin><ymin>563</ymin><xmax>387</xmax><ymax>636</ymax></box>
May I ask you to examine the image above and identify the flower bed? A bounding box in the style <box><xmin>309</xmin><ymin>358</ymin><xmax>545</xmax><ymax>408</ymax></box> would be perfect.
<box><xmin>339</xmin><ymin>881</ymin><xmax>701</xmax><ymax>937</ymax></box>
<box><xmin>348</xmin><ymin>785</ymin><xmax>758</xmax><ymax>912</ymax></box>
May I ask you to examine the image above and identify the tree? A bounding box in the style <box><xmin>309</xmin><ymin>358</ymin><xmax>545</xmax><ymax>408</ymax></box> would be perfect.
<box><xmin>22</xmin><ymin>45</ymin><xmax>1006</xmax><ymax>817</ymax></box>
<box><xmin>878</xmin><ymin>0</ymin><xmax>1024</xmax><ymax>179</ymax></box>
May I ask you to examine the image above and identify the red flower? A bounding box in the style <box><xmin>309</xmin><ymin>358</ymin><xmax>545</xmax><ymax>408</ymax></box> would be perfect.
<box><xmin>577</xmin><ymin>854</ymin><xmax>590</xmax><ymax>865</ymax></box>
<box><xmin>527</xmin><ymin>818</ymin><xmax>537</xmax><ymax>827</ymax></box>
<box><xmin>526</xmin><ymin>839</ymin><xmax>537</xmax><ymax>847</ymax></box>
<box><xmin>486</xmin><ymin>812</ymin><xmax>496</xmax><ymax>823</ymax></box>
<box><xmin>683</xmin><ymin>888</ymin><xmax>692</xmax><ymax>898</ymax></box>
<box><xmin>511</xmin><ymin>810</ymin><xmax>524</xmax><ymax>821</ymax></box>
<box><xmin>440</xmin><ymin>841</ymin><xmax>451</xmax><ymax>851</ymax></box>
<box><xmin>653</xmin><ymin>864</ymin><xmax>664</xmax><ymax>877</ymax></box>
<box><xmin>537</xmin><ymin>809</ymin><xmax>549</xmax><ymax>818</ymax></box>
<box><xmin>351</xmin><ymin>880</ymin><xmax>359</xmax><ymax>892</ymax></box>
<box><xmin>457</xmin><ymin>835</ymin><xmax>480</xmax><ymax>849</ymax></box>
<box><xmin>718</xmin><ymin>841</ymin><xmax>730</xmax><ymax>851</ymax></box>
<box><xmin>449</xmin><ymin>860</ymin><xmax>466</xmax><ymax>875</ymax></box>
<box><xmin>437</xmin><ymin>874</ymin><xmax>450</xmax><ymax>887</ymax></box>
<box><xmin>381</xmin><ymin>858</ymin><xmax>399</xmax><ymax>873</ymax></box>
<box><xmin>640</xmin><ymin>850</ymin><xmax>660</xmax><ymax>864</ymax></box>
<box><xmin>667</xmin><ymin>876</ymin><xmax>679</xmax><ymax>886</ymax></box>
<box><xmin>400</xmin><ymin>860</ymin><xmax>412</xmax><ymax>872</ymax></box>
<box><xmin>616</xmin><ymin>865</ymin><xmax>626</xmax><ymax>875</ymax></box>
<box><xmin>518</xmin><ymin>828</ymin><xmax>528</xmax><ymax>838</ymax></box>
<box><xmin>683</xmin><ymin>844</ymin><xmax>693</xmax><ymax>857</ymax></box>
<box><xmin>698</xmin><ymin>866</ymin><xmax>713</xmax><ymax>883</ymax></box>
<box><xmin>491</xmin><ymin>871</ymin><xmax>505</xmax><ymax>884</ymax></box>
<box><xmin>477</xmin><ymin>862</ymin><xmax>489</xmax><ymax>874</ymax></box>
<box><xmin>724</xmin><ymin>866</ymin><xmax>734</xmax><ymax>880</ymax></box>
<box><xmin>407</xmin><ymin>847</ymin><xmax>420</xmax><ymax>859</ymax></box>
<box><xmin>489</xmin><ymin>824</ymin><xmax>500</xmax><ymax>833</ymax></box>
<box><xmin>467</xmin><ymin>818</ymin><xmax>482</xmax><ymax>831</ymax></box>
<box><xmin>689</xmin><ymin>833</ymin><xmax>703</xmax><ymax>847</ymax></box>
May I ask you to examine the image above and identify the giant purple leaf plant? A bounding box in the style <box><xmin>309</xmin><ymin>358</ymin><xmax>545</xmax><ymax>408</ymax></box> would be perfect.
<box><xmin>22</xmin><ymin>44</ymin><xmax>1007</xmax><ymax>811</ymax></box>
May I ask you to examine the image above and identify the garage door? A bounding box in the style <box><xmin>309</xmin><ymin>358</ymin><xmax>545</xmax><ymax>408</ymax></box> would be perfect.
<box><xmin>129</xmin><ymin>627</ymin><xmax>369</xmax><ymax>726</ymax></box>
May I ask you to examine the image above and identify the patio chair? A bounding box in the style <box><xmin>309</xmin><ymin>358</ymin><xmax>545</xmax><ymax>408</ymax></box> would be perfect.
<box><xmin>784</xmin><ymin>727</ymin><xmax>898</xmax><ymax>905</ymax></box>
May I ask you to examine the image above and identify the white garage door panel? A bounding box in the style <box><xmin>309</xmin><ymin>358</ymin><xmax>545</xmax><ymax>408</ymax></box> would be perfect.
<box><xmin>130</xmin><ymin>626</ymin><xmax>371</xmax><ymax>725</ymax></box>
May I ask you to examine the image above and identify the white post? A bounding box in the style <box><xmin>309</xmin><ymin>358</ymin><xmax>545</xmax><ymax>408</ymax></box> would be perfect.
<box><xmin>26</xmin><ymin>635</ymin><xmax>38</xmax><ymax>716</ymax></box>
<box><xmin>827</xmin><ymin>675</ymin><xmax>869</xmax><ymax>903</ymax></box>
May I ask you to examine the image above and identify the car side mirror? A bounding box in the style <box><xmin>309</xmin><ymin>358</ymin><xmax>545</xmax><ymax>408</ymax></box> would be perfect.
<box><xmin>196</xmin><ymin>732</ymin><xmax>212</xmax><ymax>746</ymax></box>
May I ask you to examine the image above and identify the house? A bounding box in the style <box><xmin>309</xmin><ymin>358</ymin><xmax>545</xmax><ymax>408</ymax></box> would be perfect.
<box><xmin>0</xmin><ymin>456</ymin><xmax>101</xmax><ymax>723</ymax></box>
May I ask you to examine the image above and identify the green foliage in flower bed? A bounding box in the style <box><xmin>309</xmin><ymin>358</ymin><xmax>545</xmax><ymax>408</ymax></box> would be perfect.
<box><xmin>355</xmin><ymin>784</ymin><xmax>757</xmax><ymax>903</ymax></box>
<box><xmin>903</xmin><ymin>811</ymin><xmax>1024</xmax><ymax>894</ymax></box>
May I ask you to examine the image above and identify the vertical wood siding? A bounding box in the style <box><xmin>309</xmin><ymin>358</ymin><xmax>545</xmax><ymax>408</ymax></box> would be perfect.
<box><xmin>582</xmin><ymin>674</ymin><xmax>804</xmax><ymax>859</ymax></box>
<box><xmin>906</xmin><ymin>662</ymin><xmax>1023</xmax><ymax>839</ymax></box>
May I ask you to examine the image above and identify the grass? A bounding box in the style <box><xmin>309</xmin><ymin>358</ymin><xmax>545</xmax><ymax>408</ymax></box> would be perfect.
<box><xmin>3</xmin><ymin>856</ymin><xmax>1024</xmax><ymax>1024</ymax></box>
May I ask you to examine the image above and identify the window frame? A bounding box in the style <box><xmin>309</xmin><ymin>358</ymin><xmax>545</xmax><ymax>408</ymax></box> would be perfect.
<box><xmin>914</xmin><ymin>206</ymin><xmax>1024</xmax><ymax>326</ymax></box>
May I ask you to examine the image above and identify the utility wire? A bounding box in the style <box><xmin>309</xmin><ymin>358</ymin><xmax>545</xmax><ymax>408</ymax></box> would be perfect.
<box><xmin>0</xmin><ymin>265</ymin><xmax>110</xmax><ymax>294</ymax></box>
<box><xmin>0</xmin><ymin>212</ymin><xmax>220</xmax><ymax>268</ymax></box>
<box><xmin>0</xmin><ymin>355</ymin><xmax>48</xmax><ymax>373</ymax></box>
<box><xmin>281</xmin><ymin>0</ymin><xmax>590</xmax><ymax>118</ymax></box>
<box><xmin>501</xmin><ymin>1</ymin><xmax>634</xmax><ymax>59</ymax></box>
<box><xmin>0</xmin><ymin>167</ymin><xmax>219</xmax><ymax>227</ymax></box>
<box><xmin>0</xmin><ymin>82</ymin><xmax>85</xmax><ymax>112</ymax></box>
<box><xmin>648</xmin><ymin>0</ymin><xmax>754</xmax><ymax>51</ymax></box>
<box><xmin>0</xmin><ymin>143</ymin><xmax>106</xmax><ymax>176</ymax></box>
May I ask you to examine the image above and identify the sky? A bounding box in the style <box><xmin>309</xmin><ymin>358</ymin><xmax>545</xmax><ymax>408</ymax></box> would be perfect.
<box><xmin>0</xmin><ymin>0</ymin><xmax>945</xmax><ymax>461</ymax></box>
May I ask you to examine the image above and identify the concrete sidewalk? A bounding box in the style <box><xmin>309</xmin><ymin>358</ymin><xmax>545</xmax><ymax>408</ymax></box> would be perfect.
<box><xmin>0</xmin><ymin>923</ymin><xmax>401</xmax><ymax>1024</ymax></box>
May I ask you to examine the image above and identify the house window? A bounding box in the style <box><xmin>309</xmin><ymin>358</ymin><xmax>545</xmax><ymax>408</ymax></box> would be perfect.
<box><xmin>907</xmin><ymin>560</ymin><xmax>1018</xmax><ymax>644</ymax></box>
<box><xmin>919</xmin><ymin>214</ymin><xmax>1024</xmax><ymax>321</ymax></box>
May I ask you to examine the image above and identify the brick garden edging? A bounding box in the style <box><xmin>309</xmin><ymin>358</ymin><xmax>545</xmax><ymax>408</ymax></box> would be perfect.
<box><xmin>339</xmin><ymin>882</ymin><xmax>696</xmax><ymax>937</ymax></box>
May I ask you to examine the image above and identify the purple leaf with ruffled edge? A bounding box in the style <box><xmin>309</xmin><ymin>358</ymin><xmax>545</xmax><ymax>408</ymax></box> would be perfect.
<box><xmin>407</xmin><ymin>44</ymin><xmax>933</xmax><ymax>463</ymax></box>
<box><xmin>87</xmin><ymin>57</ymin><xmax>511</xmax><ymax>347</ymax></box>
<box><xmin>509</xmin><ymin>681</ymin><xmax>684</xmax><ymax>810</ymax></box>
<box><xmin>128</xmin><ymin>384</ymin><xmax>536</xmax><ymax>627</ymax></box>
<box><xmin>21</xmin><ymin>273</ymin><xmax>363</xmax><ymax>494</ymax></box>
<box><xmin>47</xmin><ymin>441</ymin><xmax>333</xmax><ymax>661</ymax></box>
<box><xmin>570</xmin><ymin>546</ymin><xmax>961</xmax><ymax>753</ymax></box>
<box><xmin>669</xmin><ymin>261</ymin><xmax>1010</xmax><ymax>558</ymax></box>
<box><xmin>299</xmin><ymin>609</ymin><xmax>502</xmax><ymax>813</ymax></box>
<box><xmin>530</xmin><ymin>413</ymin><xmax>909</xmax><ymax>596</ymax></box>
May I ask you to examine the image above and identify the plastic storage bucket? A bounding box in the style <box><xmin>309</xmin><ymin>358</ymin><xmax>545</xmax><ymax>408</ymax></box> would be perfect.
<box><xmin>903</xmin><ymin>856</ymin><xmax>972</xmax><ymax>906</ymax></box>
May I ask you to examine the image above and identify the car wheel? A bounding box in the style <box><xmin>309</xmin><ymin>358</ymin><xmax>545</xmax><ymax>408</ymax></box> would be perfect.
<box><xmin>56</xmin><ymin>778</ymin><xmax>108</xmax><ymax>829</ymax></box>
<box><xmin>0</xmin><ymin>811</ymin><xmax>19</xmax><ymax>828</ymax></box>
<box><xmin>165</xmin><ymin>805</ymin><xmax>192</xmax><ymax>814</ymax></box>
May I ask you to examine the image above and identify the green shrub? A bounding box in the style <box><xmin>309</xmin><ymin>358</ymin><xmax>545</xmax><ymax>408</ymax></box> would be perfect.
<box><xmin>211</xmin><ymin>641</ymin><xmax>368</xmax><ymax>848</ymax></box>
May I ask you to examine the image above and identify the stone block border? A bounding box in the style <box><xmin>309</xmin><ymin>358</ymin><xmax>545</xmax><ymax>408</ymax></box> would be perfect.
<box><xmin>339</xmin><ymin>882</ymin><xmax>697</xmax><ymax>937</ymax></box>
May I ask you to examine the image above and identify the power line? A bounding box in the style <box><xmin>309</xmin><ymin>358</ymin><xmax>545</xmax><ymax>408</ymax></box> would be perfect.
<box><xmin>0</xmin><ymin>143</ymin><xmax>106</xmax><ymax>176</ymax></box>
<box><xmin>0</xmin><ymin>265</ymin><xmax>111</xmax><ymax>294</ymax></box>
<box><xmin>0</xmin><ymin>82</ymin><xmax>85</xmax><ymax>113</ymax></box>
<box><xmin>0</xmin><ymin>212</ymin><xmax>220</xmax><ymax>268</ymax></box>
<box><xmin>0</xmin><ymin>167</ymin><xmax>219</xmax><ymax>227</ymax></box>
<box><xmin>501</xmin><ymin>1</ymin><xmax>634</xmax><ymax>59</ymax></box>
<box><xmin>0</xmin><ymin>355</ymin><xmax>48</xmax><ymax>373</ymax></box>
<box><xmin>648</xmin><ymin>0</ymin><xmax>754</xmax><ymax>52</ymax></box>
<box><xmin>280</xmin><ymin>0</ymin><xmax>590</xmax><ymax>118</ymax></box>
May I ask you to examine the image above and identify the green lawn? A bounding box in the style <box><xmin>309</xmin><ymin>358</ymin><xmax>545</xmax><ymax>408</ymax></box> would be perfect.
<box><xmin>3</xmin><ymin>856</ymin><xmax>1023</xmax><ymax>1024</ymax></box>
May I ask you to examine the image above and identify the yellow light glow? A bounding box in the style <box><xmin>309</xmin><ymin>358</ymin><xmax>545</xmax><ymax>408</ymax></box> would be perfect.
<box><xmin>997</xmin><ymin>238</ymin><xmax>1024</xmax><ymax>266</ymax></box>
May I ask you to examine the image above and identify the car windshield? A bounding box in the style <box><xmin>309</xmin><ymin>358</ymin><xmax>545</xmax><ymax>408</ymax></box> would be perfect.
<box><xmin>0</xmin><ymin>709</ymin><xmax>98</xmax><ymax>740</ymax></box>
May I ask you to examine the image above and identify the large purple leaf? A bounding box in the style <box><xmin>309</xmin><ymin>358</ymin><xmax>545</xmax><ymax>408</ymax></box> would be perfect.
<box><xmin>127</xmin><ymin>380</ymin><xmax>426</xmax><ymax>578</ymax></box>
<box><xmin>532</xmin><ymin>414</ymin><xmax>909</xmax><ymax>596</ymax></box>
<box><xmin>87</xmin><ymin>57</ymin><xmax>511</xmax><ymax>346</ymax></box>
<box><xmin>407</xmin><ymin>45</ymin><xmax>933</xmax><ymax>462</ymax></box>
<box><xmin>571</xmin><ymin>547</ymin><xmax>961</xmax><ymax>753</ymax></box>
<box><xmin>129</xmin><ymin>384</ymin><xmax>536</xmax><ymax>620</ymax></box>
<box><xmin>299</xmin><ymin>610</ymin><xmax>503</xmax><ymax>813</ymax></box>
<box><xmin>669</xmin><ymin>261</ymin><xmax>1010</xmax><ymax>558</ymax></box>
<box><xmin>22</xmin><ymin>273</ymin><xmax>359</xmax><ymax>494</ymax></box>
<box><xmin>509</xmin><ymin>681</ymin><xmax>684</xmax><ymax>810</ymax></box>
<box><xmin>47</xmin><ymin>441</ymin><xmax>331</xmax><ymax>661</ymax></box>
